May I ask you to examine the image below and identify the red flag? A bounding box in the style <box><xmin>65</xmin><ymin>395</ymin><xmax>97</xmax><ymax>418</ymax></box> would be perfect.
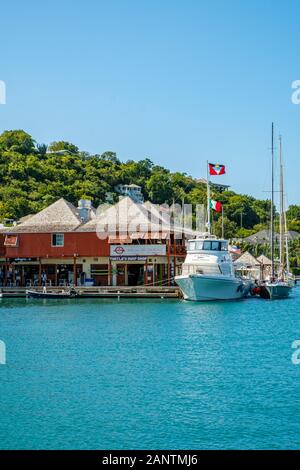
<box><xmin>209</xmin><ymin>163</ymin><xmax>226</xmax><ymax>175</ymax></box>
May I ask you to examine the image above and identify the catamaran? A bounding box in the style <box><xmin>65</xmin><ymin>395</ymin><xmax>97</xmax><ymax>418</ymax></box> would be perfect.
<box><xmin>175</xmin><ymin>162</ymin><xmax>252</xmax><ymax>301</ymax></box>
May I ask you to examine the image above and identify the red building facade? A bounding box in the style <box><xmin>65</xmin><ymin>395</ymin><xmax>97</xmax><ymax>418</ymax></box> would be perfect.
<box><xmin>0</xmin><ymin>197</ymin><xmax>188</xmax><ymax>288</ymax></box>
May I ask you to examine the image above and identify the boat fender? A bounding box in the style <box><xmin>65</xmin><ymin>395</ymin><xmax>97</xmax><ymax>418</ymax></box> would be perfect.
<box><xmin>251</xmin><ymin>286</ymin><xmax>261</xmax><ymax>296</ymax></box>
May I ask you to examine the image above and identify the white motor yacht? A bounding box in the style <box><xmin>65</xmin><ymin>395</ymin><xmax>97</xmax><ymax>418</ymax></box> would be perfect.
<box><xmin>175</xmin><ymin>236</ymin><xmax>252</xmax><ymax>301</ymax></box>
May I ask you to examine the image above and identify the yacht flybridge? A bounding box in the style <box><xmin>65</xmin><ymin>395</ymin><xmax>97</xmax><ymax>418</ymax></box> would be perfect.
<box><xmin>175</xmin><ymin>235</ymin><xmax>252</xmax><ymax>301</ymax></box>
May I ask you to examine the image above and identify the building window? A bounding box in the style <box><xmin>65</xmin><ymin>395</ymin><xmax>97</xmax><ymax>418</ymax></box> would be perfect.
<box><xmin>52</xmin><ymin>233</ymin><xmax>64</xmax><ymax>247</ymax></box>
<box><xmin>4</xmin><ymin>235</ymin><xmax>19</xmax><ymax>247</ymax></box>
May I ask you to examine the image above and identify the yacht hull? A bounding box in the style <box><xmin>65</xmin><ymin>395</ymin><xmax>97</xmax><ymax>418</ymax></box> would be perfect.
<box><xmin>260</xmin><ymin>283</ymin><xmax>292</xmax><ymax>300</ymax></box>
<box><xmin>175</xmin><ymin>274</ymin><xmax>251</xmax><ymax>301</ymax></box>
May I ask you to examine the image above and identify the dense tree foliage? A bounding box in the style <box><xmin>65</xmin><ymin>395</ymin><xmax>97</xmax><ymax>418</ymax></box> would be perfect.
<box><xmin>286</xmin><ymin>205</ymin><xmax>300</xmax><ymax>232</ymax></box>
<box><xmin>48</xmin><ymin>141</ymin><xmax>79</xmax><ymax>155</ymax></box>
<box><xmin>0</xmin><ymin>131</ymin><xmax>299</xmax><ymax>247</ymax></box>
<box><xmin>0</xmin><ymin>130</ymin><xmax>35</xmax><ymax>155</ymax></box>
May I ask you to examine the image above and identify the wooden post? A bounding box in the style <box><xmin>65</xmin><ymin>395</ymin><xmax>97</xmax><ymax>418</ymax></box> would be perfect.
<box><xmin>174</xmin><ymin>237</ymin><xmax>177</xmax><ymax>280</ymax></box>
<box><xmin>21</xmin><ymin>265</ymin><xmax>25</xmax><ymax>287</ymax></box>
<box><xmin>4</xmin><ymin>260</ymin><xmax>7</xmax><ymax>286</ymax></box>
<box><xmin>55</xmin><ymin>264</ymin><xmax>58</xmax><ymax>286</ymax></box>
<box><xmin>5</xmin><ymin>261</ymin><xmax>9</xmax><ymax>287</ymax></box>
<box><xmin>38</xmin><ymin>259</ymin><xmax>42</xmax><ymax>286</ymax></box>
<box><xmin>145</xmin><ymin>258</ymin><xmax>148</xmax><ymax>285</ymax></box>
<box><xmin>73</xmin><ymin>255</ymin><xmax>77</xmax><ymax>286</ymax></box>
<box><xmin>167</xmin><ymin>238</ymin><xmax>171</xmax><ymax>286</ymax></box>
<box><xmin>108</xmin><ymin>259</ymin><xmax>111</xmax><ymax>286</ymax></box>
<box><xmin>153</xmin><ymin>261</ymin><xmax>155</xmax><ymax>286</ymax></box>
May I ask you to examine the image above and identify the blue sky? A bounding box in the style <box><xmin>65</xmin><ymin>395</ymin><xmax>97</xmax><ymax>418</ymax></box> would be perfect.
<box><xmin>1</xmin><ymin>0</ymin><xmax>300</xmax><ymax>204</ymax></box>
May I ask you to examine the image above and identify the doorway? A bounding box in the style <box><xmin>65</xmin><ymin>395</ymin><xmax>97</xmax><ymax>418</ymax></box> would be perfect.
<box><xmin>127</xmin><ymin>264</ymin><xmax>144</xmax><ymax>286</ymax></box>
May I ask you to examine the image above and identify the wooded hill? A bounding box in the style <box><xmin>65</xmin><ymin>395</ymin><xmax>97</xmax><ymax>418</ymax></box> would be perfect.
<box><xmin>0</xmin><ymin>130</ymin><xmax>299</xmax><ymax>244</ymax></box>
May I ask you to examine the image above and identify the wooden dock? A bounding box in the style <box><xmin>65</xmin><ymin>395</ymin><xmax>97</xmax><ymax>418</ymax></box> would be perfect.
<box><xmin>0</xmin><ymin>286</ymin><xmax>181</xmax><ymax>299</ymax></box>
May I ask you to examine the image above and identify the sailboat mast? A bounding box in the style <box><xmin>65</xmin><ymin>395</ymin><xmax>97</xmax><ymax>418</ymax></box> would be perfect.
<box><xmin>279</xmin><ymin>135</ymin><xmax>284</xmax><ymax>267</ymax></box>
<box><xmin>206</xmin><ymin>161</ymin><xmax>211</xmax><ymax>235</ymax></box>
<box><xmin>281</xmin><ymin>145</ymin><xmax>290</xmax><ymax>275</ymax></box>
<box><xmin>284</xmin><ymin>198</ymin><xmax>290</xmax><ymax>275</ymax></box>
<box><xmin>271</xmin><ymin>123</ymin><xmax>275</xmax><ymax>279</ymax></box>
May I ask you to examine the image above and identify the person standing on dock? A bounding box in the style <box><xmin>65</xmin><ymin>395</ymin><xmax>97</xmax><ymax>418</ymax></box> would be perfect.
<box><xmin>41</xmin><ymin>271</ymin><xmax>47</xmax><ymax>287</ymax></box>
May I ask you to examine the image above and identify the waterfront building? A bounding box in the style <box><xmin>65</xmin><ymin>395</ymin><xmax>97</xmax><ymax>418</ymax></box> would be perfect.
<box><xmin>114</xmin><ymin>184</ymin><xmax>144</xmax><ymax>203</ymax></box>
<box><xmin>233</xmin><ymin>251</ymin><xmax>274</xmax><ymax>280</ymax></box>
<box><xmin>0</xmin><ymin>197</ymin><xmax>190</xmax><ymax>287</ymax></box>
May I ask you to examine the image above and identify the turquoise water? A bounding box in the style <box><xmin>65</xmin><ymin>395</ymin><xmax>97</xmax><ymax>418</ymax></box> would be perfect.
<box><xmin>0</xmin><ymin>288</ymin><xmax>300</xmax><ymax>450</ymax></box>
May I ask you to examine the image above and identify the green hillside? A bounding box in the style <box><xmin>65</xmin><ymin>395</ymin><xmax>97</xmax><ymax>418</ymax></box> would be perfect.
<box><xmin>0</xmin><ymin>130</ymin><xmax>299</xmax><ymax>247</ymax></box>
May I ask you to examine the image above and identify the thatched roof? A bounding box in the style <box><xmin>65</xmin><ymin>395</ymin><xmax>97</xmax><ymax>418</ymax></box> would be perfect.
<box><xmin>78</xmin><ymin>196</ymin><xmax>197</xmax><ymax>237</ymax></box>
<box><xmin>78</xmin><ymin>197</ymin><xmax>165</xmax><ymax>233</ymax></box>
<box><xmin>287</xmin><ymin>230</ymin><xmax>300</xmax><ymax>241</ymax></box>
<box><xmin>245</xmin><ymin>229</ymin><xmax>300</xmax><ymax>244</ymax></box>
<box><xmin>257</xmin><ymin>254</ymin><xmax>272</xmax><ymax>265</ymax></box>
<box><xmin>18</xmin><ymin>214</ymin><xmax>34</xmax><ymax>224</ymax></box>
<box><xmin>233</xmin><ymin>251</ymin><xmax>260</xmax><ymax>267</ymax></box>
<box><xmin>244</xmin><ymin>230</ymin><xmax>273</xmax><ymax>244</ymax></box>
<box><xmin>4</xmin><ymin>198</ymin><xmax>83</xmax><ymax>233</ymax></box>
<box><xmin>0</xmin><ymin>196</ymin><xmax>201</xmax><ymax>237</ymax></box>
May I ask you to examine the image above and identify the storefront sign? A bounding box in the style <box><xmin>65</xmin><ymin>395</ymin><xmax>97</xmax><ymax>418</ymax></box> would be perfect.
<box><xmin>110</xmin><ymin>256</ymin><xmax>147</xmax><ymax>262</ymax></box>
<box><xmin>110</xmin><ymin>245</ymin><xmax>166</xmax><ymax>257</ymax></box>
<box><xmin>11</xmin><ymin>258</ymin><xmax>38</xmax><ymax>263</ymax></box>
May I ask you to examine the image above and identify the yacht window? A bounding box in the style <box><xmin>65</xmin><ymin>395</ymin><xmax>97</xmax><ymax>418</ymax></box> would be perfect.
<box><xmin>188</xmin><ymin>241</ymin><xmax>196</xmax><ymax>251</ymax></box>
<box><xmin>211</xmin><ymin>241</ymin><xmax>220</xmax><ymax>251</ymax></box>
<box><xmin>195</xmin><ymin>241</ymin><xmax>203</xmax><ymax>250</ymax></box>
<box><xmin>221</xmin><ymin>242</ymin><xmax>228</xmax><ymax>251</ymax></box>
<box><xmin>202</xmin><ymin>241</ymin><xmax>211</xmax><ymax>250</ymax></box>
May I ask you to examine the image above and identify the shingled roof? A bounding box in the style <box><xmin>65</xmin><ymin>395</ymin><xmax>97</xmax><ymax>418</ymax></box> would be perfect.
<box><xmin>77</xmin><ymin>196</ymin><xmax>162</xmax><ymax>233</ymax></box>
<box><xmin>77</xmin><ymin>196</ymin><xmax>197</xmax><ymax>237</ymax></box>
<box><xmin>5</xmin><ymin>198</ymin><xmax>83</xmax><ymax>233</ymax></box>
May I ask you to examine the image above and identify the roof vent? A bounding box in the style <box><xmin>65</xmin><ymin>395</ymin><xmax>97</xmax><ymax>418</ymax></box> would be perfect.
<box><xmin>78</xmin><ymin>199</ymin><xmax>92</xmax><ymax>222</ymax></box>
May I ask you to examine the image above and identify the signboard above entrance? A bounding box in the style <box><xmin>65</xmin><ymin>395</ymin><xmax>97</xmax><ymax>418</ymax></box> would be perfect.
<box><xmin>110</xmin><ymin>244</ymin><xmax>166</xmax><ymax>257</ymax></box>
<box><xmin>110</xmin><ymin>256</ymin><xmax>147</xmax><ymax>262</ymax></box>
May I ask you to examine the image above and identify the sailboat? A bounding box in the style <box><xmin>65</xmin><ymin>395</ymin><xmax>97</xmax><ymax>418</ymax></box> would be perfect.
<box><xmin>259</xmin><ymin>125</ymin><xmax>294</xmax><ymax>300</ymax></box>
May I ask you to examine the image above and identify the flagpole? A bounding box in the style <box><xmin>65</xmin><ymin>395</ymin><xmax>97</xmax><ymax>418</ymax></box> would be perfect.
<box><xmin>221</xmin><ymin>205</ymin><xmax>224</xmax><ymax>239</ymax></box>
<box><xmin>207</xmin><ymin>161</ymin><xmax>211</xmax><ymax>235</ymax></box>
